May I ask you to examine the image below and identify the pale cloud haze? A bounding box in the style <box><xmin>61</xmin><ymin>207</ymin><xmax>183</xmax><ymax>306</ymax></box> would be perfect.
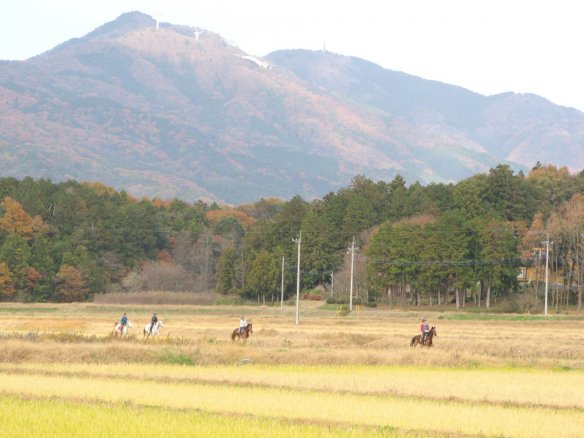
<box><xmin>1</xmin><ymin>0</ymin><xmax>583</xmax><ymax>111</ymax></box>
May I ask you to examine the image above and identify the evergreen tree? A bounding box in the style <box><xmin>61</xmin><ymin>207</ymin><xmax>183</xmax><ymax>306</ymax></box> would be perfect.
<box><xmin>216</xmin><ymin>247</ymin><xmax>238</xmax><ymax>294</ymax></box>
<box><xmin>245</xmin><ymin>250</ymin><xmax>280</xmax><ymax>300</ymax></box>
<box><xmin>0</xmin><ymin>233</ymin><xmax>31</xmax><ymax>291</ymax></box>
<box><xmin>475</xmin><ymin>218</ymin><xmax>520</xmax><ymax>307</ymax></box>
<box><xmin>301</xmin><ymin>209</ymin><xmax>342</xmax><ymax>287</ymax></box>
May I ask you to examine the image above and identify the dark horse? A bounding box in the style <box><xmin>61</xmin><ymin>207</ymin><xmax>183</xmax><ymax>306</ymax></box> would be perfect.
<box><xmin>410</xmin><ymin>326</ymin><xmax>437</xmax><ymax>347</ymax></box>
<box><xmin>231</xmin><ymin>323</ymin><xmax>253</xmax><ymax>341</ymax></box>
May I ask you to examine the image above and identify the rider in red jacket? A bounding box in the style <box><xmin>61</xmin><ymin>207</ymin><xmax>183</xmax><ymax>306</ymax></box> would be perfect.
<box><xmin>420</xmin><ymin>318</ymin><xmax>430</xmax><ymax>344</ymax></box>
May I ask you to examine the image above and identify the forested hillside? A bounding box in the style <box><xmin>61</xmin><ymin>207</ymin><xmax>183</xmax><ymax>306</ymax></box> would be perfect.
<box><xmin>0</xmin><ymin>178</ymin><xmax>216</xmax><ymax>301</ymax></box>
<box><xmin>1</xmin><ymin>164</ymin><xmax>584</xmax><ymax>309</ymax></box>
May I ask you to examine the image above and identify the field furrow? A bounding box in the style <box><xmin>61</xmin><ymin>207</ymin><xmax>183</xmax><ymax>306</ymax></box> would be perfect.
<box><xmin>2</xmin><ymin>363</ymin><xmax>584</xmax><ymax>410</ymax></box>
<box><xmin>0</xmin><ymin>394</ymin><xmax>427</xmax><ymax>438</ymax></box>
<box><xmin>0</xmin><ymin>370</ymin><xmax>583</xmax><ymax>437</ymax></box>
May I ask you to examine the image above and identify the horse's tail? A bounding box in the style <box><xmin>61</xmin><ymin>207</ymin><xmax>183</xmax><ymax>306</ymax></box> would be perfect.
<box><xmin>231</xmin><ymin>330</ymin><xmax>237</xmax><ymax>341</ymax></box>
<box><xmin>410</xmin><ymin>336</ymin><xmax>418</xmax><ymax>347</ymax></box>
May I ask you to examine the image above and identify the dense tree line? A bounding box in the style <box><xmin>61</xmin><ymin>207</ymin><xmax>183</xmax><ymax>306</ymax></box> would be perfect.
<box><xmin>219</xmin><ymin>164</ymin><xmax>584</xmax><ymax>310</ymax></box>
<box><xmin>2</xmin><ymin>164</ymin><xmax>584</xmax><ymax>309</ymax></box>
<box><xmin>0</xmin><ymin>178</ymin><xmax>215</xmax><ymax>301</ymax></box>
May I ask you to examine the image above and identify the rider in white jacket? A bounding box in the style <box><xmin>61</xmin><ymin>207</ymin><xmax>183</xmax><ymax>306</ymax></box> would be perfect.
<box><xmin>239</xmin><ymin>315</ymin><xmax>248</xmax><ymax>334</ymax></box>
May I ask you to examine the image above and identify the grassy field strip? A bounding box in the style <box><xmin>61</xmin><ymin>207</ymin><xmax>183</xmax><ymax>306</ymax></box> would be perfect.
<box><xmin>3</xmin><ymin>363</ymin><xmax>583</xmax><ymax>410</ymax></box>
<box><xmin>0</xmin><ymin>395</ymin><xmax>416</xmax><ymax>438</ymax></box>
<box><xmin>0</xmin><ymin>371</ymin><xmax>583</xmax><ymax>437</ymax></box>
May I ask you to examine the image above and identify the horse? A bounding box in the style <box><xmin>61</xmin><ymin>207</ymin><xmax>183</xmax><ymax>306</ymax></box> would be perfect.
<box><xmin>410</xmin><ymin>326</ymin><xmax>437</xmax><ymax>347</ymax></box>
<box><xmin>143</xmin><ymin>320</ymin><xmax>164</xmax><ymax>339</ymax></box>
<box><xmin>231</xmin><ymin>322</ymin><xmax>253</xmax><ymax>341</ymax></box>
<box><xmin>112</xmin><ymin>321</ymin><xmax>133</xmax><ymax>337</ymax></box>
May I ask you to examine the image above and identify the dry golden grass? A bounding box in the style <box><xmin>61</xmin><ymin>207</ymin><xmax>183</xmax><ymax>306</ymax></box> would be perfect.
<box><xmin>0</xmin><ymin>302</ymin><xmax>583</xmax><ymax>368</ymax></box>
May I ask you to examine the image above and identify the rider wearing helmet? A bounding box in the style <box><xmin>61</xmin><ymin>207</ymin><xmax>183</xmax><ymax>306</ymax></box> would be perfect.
<box><xmin>150</xmin><ymin>312</ymin><xmax>158</xmax><ymax>334</ymax></box>
<box><xmin>239</xmin><ymin>315</ymin><xmax>248</xmax><ymax>334</ymax></box>
<box><xmin>120</xmin><ymin>312</ymin><xmax>128</xmax><ymax>328</ymax></box>
<box><xmin>420</xmin><ymin>318</ymin><xmax>430</xmax><ymax>344</ymax></box>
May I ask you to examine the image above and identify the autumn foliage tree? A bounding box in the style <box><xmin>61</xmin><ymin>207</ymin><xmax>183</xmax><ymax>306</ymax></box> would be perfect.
<box><xmin>54</xmin><ymin>264</ymin><xmax>89</xmax><ymax>302</ymax></box>
<box><xmin>0</xmin><ymin>262</ymin><xmax>16</xmax><ymax>299</ymax></box>
<box><xmin>0</xmin><ymin>197</ymin><xmax>48</xmax><ymax>241</ymax></box>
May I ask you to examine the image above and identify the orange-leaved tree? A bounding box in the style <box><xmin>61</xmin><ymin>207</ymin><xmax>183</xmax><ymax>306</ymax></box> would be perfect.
<box><xmin>54</xmin><ymin>264</ymin><xmax>89</xmax><ymax>302</ymax></box>
<box><xmin>0</xmin><ymin>262</ymin><xmax>16</xmax><ymax>299</ymax></box>
<box><xmin>0</xmin><ymin>197</ymin><xmax>48</xmax><ymax>241</ymax></box>
<box><xmin>26</xmin><ymin>266</ymin><xmax>42</xmax><ymax>292</ymax></box>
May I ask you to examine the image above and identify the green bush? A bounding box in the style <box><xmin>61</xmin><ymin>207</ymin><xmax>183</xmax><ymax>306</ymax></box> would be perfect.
<box><xmin>215</xmin><ymin>295</ymin><xmax>245</xmax><ymax>305</ymax></box>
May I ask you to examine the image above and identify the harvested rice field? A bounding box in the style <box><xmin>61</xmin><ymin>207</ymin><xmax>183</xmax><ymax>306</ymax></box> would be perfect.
<box><xmin>0</xmin><ymin>303</ymin><xmax>583</xmax><ymax>437</ymax></box>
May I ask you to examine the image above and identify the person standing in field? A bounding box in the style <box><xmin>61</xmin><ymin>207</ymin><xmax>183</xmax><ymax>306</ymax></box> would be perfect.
<box><xmin>420</xmin><ymin>318</ymin><xmax>430</xmax><ymax>344</ymax></box>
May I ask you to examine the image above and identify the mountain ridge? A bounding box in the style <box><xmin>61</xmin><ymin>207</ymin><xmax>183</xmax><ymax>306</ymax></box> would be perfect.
<box><xmin>266</xmin><ymin>49</ymin><xmax>584</xmax><ymax>171</ymax></box>
<box><xmin>0</xmin><ymin>12</ymin><xmax>582</xmax><ymax>204</ymax></box>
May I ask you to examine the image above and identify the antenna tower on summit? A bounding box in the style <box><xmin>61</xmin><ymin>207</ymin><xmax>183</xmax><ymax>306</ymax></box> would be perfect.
<box><xmin>155</xmin><ymin>10</ymin><xmax>162</xmax><ymax>31</ymax></box>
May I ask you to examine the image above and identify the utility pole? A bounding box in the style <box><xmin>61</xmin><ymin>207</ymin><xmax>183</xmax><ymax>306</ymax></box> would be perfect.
<box><xmin>281</xmin><ymin>256</ymin><xmax>285</xmax><ymax>311</ymax></box>
<box><xmin>293</xmin><ymin>231</ymin><xmax>302</xmax><ymax>324</ymax></box>
<box><xmin>330</xmin><ymin>271</ymin><xmax>334</xmax><ymax>300</ymax></box>
<box><xmin>348</xmin><ymin>237</ymin><xmax>356</xmax><ymax>311</ymax></box>
<box><xmin>544</xmin><ymin>237</ymin><xmax>550</xmax><ymax>316</ymax></box>
<box><xmin>203</xmin><ymin>232</ymin><xmax>210</xmax><ymax>292</ymax></box>
<box><xmin>241</xmin><ymin>248</ymin><xmax>245</xmax><ymax>289</ymax></box>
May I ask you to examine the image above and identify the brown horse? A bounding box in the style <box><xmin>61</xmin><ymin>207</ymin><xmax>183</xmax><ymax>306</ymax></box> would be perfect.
<box><xmin>410</xmin><ymin>326</ymin><xmax>437</xmax><ymax>347</ymax></box>
<box><xmin>231</xmin><ymin>322</ymin><xmax>253</xmax><ymax>341</ymax></box>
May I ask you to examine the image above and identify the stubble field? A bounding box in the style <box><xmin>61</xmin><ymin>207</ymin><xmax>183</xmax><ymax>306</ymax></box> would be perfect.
<box><xmin>0</xmin><ymin>302</ymin><xmax>583</xmax><ymax>437</ymax></box>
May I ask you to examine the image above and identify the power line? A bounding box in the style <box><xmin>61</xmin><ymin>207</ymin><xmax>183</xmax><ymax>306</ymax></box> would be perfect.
<box><xmin>364</xmin><ymin>257</ymin><xmax>536</xmax><ymax>267</ymax></box>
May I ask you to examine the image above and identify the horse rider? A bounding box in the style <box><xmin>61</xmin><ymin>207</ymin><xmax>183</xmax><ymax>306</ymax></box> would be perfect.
<box><xmin>420</xmin><ymin>318</ymin><xmax>430</xmax><ymax>344</ymax></box>
<box><xmin>150</xmin><ymin>312</ymin><xmax>158</xmax><ymax>335</ymax></box>
<box><xmin>239</xmin><ymin>315</ymin><xmax>248</xmax><ymax>334</ymax></box>
<box><xmin>120</xmin><ymin>312</ymin><xmax>128</xmax><ymax>331</ymax></box>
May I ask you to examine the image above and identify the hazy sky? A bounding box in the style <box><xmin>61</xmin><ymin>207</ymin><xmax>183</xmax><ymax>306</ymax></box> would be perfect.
<box><xmin>1</xmin><ymin>0</ymin><xmax>583</xmax><ymax>111</ymax></box>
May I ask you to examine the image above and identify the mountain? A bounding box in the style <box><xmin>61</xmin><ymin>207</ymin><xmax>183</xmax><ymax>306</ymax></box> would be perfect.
<box><xmin>1</xmin><ymin>12</ymin><xmax>583</xmax><ymax>204</ymax></box>
<box><xmin>266</xmin><ymin>50</ymin><xmax>584</xmax><ymax>172</ymax></box>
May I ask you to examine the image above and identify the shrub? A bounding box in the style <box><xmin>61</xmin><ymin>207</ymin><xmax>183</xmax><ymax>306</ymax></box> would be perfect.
<box><xmin>301</xmin><ymin>293</ymin><xmax>323</xmax><ymax>301</ymax></box>
<box><xmin>92</xmin><ymin>291</ymin><xmax>216</xmax><ymax>305</ymax></box>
